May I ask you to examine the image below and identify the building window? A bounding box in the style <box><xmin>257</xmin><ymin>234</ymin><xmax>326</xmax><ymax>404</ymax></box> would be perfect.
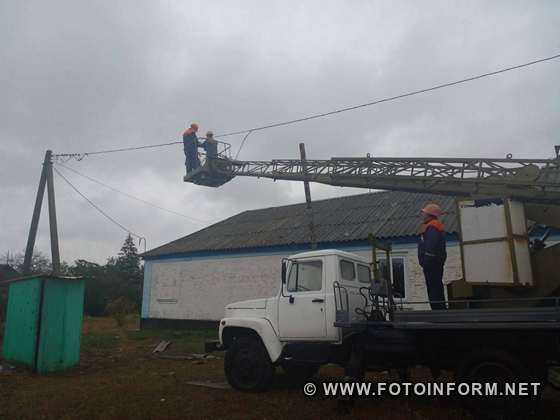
<box><xmin>287</xmin><ymin>261</ymin><xmax>323</xmax><ymax>292</ymax></box>
<box><xmin>378</xmin><ymin>257</ymin><xmax>406</xmax><ymax>298</ymax></box>
<box><xmin>357</xmin><ymin>264</ymin><xmax>371</xmax><ymax>284</ymax></box>
<box><xmin>340</xmin><ymin>260</ymin><xmax>356</xmax><ymax>281</ymax></box>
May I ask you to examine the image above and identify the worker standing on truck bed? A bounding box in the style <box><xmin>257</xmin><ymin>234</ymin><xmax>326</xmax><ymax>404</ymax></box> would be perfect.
<box><xmin>418</xmin><ymin>203</ymin><xmax>447</xmax><ymax>310</ymax></box>
<box><xmin>183</xmin><ymin>123</ymin><xmax>200</xmax><ymax>173</ymax></box>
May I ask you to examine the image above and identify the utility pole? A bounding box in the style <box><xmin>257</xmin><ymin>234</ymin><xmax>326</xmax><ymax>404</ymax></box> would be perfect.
<box><xmin>46</xmin><ymin>152</ymin><xmax>60</xmax><ymax>273</ymax></box>
<box><xmin>23</xmin><ymin>151</ymin><xmax>50</xmax><ymax>274</ymax></box>
<box><xmin>23</xmin><ymin>150</ymin><xmax>60</xmax><ymax>274</ymax></box>
<box><xmin>299</xmin><ymin>143</ymin><xmax>317</xmax><ymax>249</ymax></box>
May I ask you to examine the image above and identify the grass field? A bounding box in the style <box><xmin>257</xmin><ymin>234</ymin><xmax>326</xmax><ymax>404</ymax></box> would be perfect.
<box><xmin>1</xmin><ymin>316</ymin><xmax>559</xmax><ymax>419</ymax></box>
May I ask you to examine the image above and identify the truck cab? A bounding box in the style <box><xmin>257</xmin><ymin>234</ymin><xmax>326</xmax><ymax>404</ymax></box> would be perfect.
<box><xmin>213</xmin><ymin>249</ymin><xmax>370</xmax><ymax>391</ymax></box>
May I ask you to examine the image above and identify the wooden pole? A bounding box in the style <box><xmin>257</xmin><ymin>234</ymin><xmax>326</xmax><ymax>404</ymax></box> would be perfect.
<box><xmin>45</xmin><ymin>150</ymin><xmax>60</xmax><ymax>274</ymax></box>
<box><xmin>23</xmin><ymin>151</ymin><xmax>50</xmax><ymax>274</ymax></box>
<box><xmin>299</xmin><ymin>143</ymin><xmax>317</xmax><ymax>249</ymax></box>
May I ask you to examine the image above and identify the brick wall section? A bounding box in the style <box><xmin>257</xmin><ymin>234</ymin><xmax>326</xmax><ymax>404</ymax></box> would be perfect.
<box><xmin>145</xmin><ymin>245</ymin><xmax>463</xmax><ymax>321</ymax></box>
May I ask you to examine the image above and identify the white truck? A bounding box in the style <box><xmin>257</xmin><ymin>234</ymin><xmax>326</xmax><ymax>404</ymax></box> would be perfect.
<box><xmin>206</xmin><ymin>247</ymin><xmax>560</xmax><ymax>418</ymax></box>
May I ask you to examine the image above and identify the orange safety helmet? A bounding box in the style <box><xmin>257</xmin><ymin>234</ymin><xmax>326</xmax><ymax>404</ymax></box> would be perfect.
<box><xmin>421</xmin><ymin>203</ymin><xmax>443</xmax><ymax>217</ymax></box>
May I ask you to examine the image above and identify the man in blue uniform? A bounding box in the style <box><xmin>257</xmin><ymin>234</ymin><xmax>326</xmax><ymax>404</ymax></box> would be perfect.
<box><xmin>418</xmin><ymin>203</ymin><xmax>447</xmax><ymax>310</ymax></box>
<box><xmin>203</xmin><ymin>131</ymin><xmax>218</xmax><ymax>159</ymax></box>
<box><xmin>183</xmin><ymin>123</ymin><xmax>200</xmax><ymax>173</ymax></box>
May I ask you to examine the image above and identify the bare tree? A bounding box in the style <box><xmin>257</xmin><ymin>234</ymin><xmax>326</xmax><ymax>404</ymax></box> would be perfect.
<box><xmin>11</xmin><ymin>251</ymin><xmax>52</xmax><ymax>274</ymax></box>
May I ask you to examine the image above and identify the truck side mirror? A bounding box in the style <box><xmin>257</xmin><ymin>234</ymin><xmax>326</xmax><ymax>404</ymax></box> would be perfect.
<box><xmin>281</xmin><ymin>260</ymin><xmax>287</xmax><ymax>284</ymax></box>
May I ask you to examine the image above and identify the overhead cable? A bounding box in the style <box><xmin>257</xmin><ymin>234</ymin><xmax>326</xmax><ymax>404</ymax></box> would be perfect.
<box><xmin>56</xmin><ymin>163</ymin><xmax>209</xmax><ymax>224</ymax></box>
<box><xmin>235</xmin><ymin>130</ymin><xmax>253</xmax><ymax>159</ymax></box>
<box><xmin>215</xmin><ymin>53</ymin><xmax>560</xmax><ymax>138</ymax></box>
<box><xmin>53</xmin><ymin>166</ymin><xmax>146</xmax><ymax>242</ymax></box>
<box><xmin>54</xmin><ymin>52</ymin><xmax>560</xmax><ymax>158</ymax></box>
<box><xmin>54</xmin><ymin>141</ymin><xmax>182</xmax><ymax>159</ymax></box>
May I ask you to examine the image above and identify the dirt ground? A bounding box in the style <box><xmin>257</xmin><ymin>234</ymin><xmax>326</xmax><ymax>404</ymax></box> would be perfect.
<box><xmin>1</xmin><ymin>316</ymin><xmax>559</xmax><ymax>420</ymax></box>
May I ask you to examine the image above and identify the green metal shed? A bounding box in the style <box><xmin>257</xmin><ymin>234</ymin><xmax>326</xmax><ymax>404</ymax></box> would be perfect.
<box><xmin>1</xmin><ymin>275</ymin><xmax>85</xmax><ymax>373</ymax></box>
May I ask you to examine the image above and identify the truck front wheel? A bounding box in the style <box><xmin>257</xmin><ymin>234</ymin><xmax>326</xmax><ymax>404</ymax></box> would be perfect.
<box><xmin>224</xmin><ymin>335</ymin><xmax>274</xmax><ymax>392</ymax></box>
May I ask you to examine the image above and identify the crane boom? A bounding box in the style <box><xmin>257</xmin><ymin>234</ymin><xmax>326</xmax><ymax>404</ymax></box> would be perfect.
<box><xmin>187</xmin><ymin>152</ymin><xmax>560</xmax><ymax>204</ymax></box>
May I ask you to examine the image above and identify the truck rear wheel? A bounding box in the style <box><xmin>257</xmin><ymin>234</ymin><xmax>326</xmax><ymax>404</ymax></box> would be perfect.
<box><xmin>224</xmin><ymin>335</ymin><xmax>274</xmax><ymax>392</ymax></box>
<box><xmin>456</xmin><ymin>349</ymin><xmax>535</xmax><ymax>419</ymax></box>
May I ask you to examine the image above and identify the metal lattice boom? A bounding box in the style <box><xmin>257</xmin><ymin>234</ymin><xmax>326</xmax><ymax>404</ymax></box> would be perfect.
<box><xmin>204</xmin><ymin>155</ymin><xmax>560</xmax><ymax>203</ymax></box>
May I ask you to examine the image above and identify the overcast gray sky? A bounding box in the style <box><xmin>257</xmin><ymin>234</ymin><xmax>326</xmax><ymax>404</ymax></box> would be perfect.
<box><xmin>1</xmin><ymin>0</ymin><xmax>559</xmax><ymax>264</ymax></box>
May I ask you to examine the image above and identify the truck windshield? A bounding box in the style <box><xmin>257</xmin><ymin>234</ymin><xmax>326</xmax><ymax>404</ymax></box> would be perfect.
<box><xmin>287</xmin><ymin>260</ymin><xmax>323</xmax><ymax>292</ymax></box>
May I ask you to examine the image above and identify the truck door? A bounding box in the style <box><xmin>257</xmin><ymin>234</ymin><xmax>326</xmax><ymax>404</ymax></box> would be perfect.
<box><xmin>278</xmin><ymin>259</ymin><xmax>327</xmax><ymax>340</ymax></box>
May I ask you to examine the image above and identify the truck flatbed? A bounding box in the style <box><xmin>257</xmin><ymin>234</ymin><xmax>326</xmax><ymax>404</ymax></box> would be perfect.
<box><xmin>336</xmin><ymin>320</ymin><xmax>560</xmax><ymax>330</ymax></box>
<box><xmin>335</xmin><ymin>302</ymin><xmax>560</xmax><ymax>330</ymax></box>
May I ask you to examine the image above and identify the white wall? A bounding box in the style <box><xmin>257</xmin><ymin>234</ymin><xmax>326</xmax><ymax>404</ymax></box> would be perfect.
<box><xmin>145</xmin><ymin>253</ymin><xmax>285</xmax><ymax>320</ymax></box>
<box><xmin>143</xmin><ymin>244</ymin><xmax>463</xmax><ymax>321</ymax></box>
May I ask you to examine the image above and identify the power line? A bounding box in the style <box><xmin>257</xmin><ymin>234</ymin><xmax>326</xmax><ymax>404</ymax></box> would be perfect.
<box><xmin>216</xmin><ymin>53</ymin><xmax>560</xmax><ymax>138</ymax></box>
<box><xmin>53</xmin><ymin>166</ymin><xmax>146</xmax><ymax>242</ymax></box>
<box><xmin>235</xmin><ymin>130</ymin><xmax>253</xmax><ymax>160</ymax></box>
<box><xmin>54</xmin><ymin>140</ymin><xmax>182</xmax><ymax>159</ymax></box>
<box><xmin>54</xmin><ymin>52</ymin><xmax>560</xmax><ymax>158</ymax></box>
<box><xmin>55</xmin><ymin>162</ymin><xmax>209</xmax><ymax>224</ymax></box>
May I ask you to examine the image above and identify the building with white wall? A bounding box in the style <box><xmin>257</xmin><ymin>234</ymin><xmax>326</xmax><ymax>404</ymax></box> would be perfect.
<box><xmin>141</xmin><ymin>191</ymin><xmax>462</xmax><ymax>327</ymax></box>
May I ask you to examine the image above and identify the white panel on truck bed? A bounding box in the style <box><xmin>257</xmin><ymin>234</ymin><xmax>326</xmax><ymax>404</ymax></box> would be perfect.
<box><xmin>463</xmin><ymin>241</ymin><xmax>513</xmax><ymax>284</ymax></box>
<box><xmin>459</xmin><ymin>199</ymin><xmax>533</xmax><ymax>286</ymax></box>
<box><xmin>459</xmin><ymin>201</ymin><xmax>507</xmax><ymax>241</ymax></box>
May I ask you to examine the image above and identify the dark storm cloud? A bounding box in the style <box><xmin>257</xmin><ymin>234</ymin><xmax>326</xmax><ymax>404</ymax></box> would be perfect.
<box><xmin>1</xmin><ymin>0</ymin><xmax>559</xmax><ymax>263</ymax></box>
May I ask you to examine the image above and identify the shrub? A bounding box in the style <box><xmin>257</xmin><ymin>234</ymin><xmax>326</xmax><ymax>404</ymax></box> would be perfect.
<box><xmin>106</xmin><ymin>296</ymin><xmax>136</xmax><ymax>327</ymax></box>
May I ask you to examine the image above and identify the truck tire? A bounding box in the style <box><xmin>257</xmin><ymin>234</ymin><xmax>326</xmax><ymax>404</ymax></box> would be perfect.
<box><xmin>455</xmin><ymin>349</ymin><xmax>535</xmax><ymax>420</ymax></box>
<box><xmin>224</xmin><ymin>335</ymin><xmax>274</xmax><ymax>392</ymax></box>
<box><xmin>281</xmin><ymin>363</ymin><xmax>320</xmax><ymax>383</ymax></box>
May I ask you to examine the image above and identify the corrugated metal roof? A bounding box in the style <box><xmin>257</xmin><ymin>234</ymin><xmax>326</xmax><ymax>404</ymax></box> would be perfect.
<box><xmin>143</xmin><ymin>191</ymin><xmax>458</xmax><ymax>258</ymax></box>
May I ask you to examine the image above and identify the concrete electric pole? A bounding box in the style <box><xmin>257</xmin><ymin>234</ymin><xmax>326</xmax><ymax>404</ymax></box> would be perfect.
<box><xmin>23</xmin><ymin>150</ymin><xmax>60</xmax><ymax>274</ymax></box>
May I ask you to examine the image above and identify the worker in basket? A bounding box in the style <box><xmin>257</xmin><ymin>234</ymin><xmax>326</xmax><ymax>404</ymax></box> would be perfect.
<box><xmin>183</xmin><ymin>123</ymin><xmax>200</xmax><ymax>173</ymax></box>
<box><xmin>418</xmin><ymin>203</ymin><xmax>447</xmax><ymax>310</ymax></box>
<box><xmin>204</xmin><ymin>131</ymin><xmax>218</xmax><ymax>159</ymax></box>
